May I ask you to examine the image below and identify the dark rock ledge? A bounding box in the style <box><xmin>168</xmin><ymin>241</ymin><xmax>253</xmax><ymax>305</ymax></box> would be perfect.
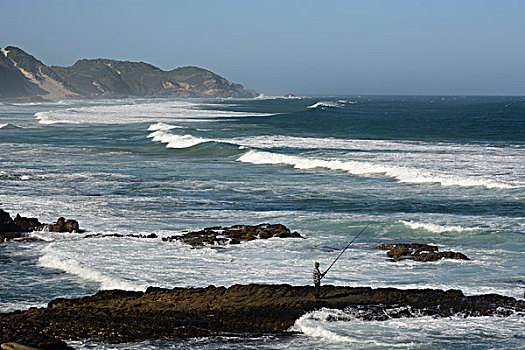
<box><xmin>376</xmin><ymin>243</ymin><xmax>470</xmax><ymax>262</ymax></box>
<box><xmin>1</xmin><ymin>284</ymin><xmax>523</xmax><ymax>349</ymax></box>
<box><xmin>162</xmin><ymin>223</ymin><xmax>303</xmax><ymax>246</ymax></box>
<box><xmin>0</xmin><ymin>209</ymin><xmax>83</xmax><ymax>242</ymax></box>
<box><xmin>81</xmin><ymin>224</ymin><xmax>303</xmax><ymax>246</ymax></box>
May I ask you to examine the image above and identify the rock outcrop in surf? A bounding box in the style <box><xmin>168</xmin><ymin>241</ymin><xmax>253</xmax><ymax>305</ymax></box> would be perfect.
<box><xmin>375</xmin><ymin>243</ymin><xmax>470</xmax><ymax>261</ymax></box>
<box><xmin>162</xmin><ymin>223</ymin><xmax>303</xmax><ymax>246</ymax></box>
<box><xmin>0</xmin><ymin>209</ymin><xmax>83</xmax><ymax>242</ymax></box>
<box><xmin>1</xmin><ymin>284</ymin><xmax>523</xmax><ymax>348</ymax></box>
<box><xmin>80</xmin><ymin>224</ymin><xmax>302</xmax><ymax>246</ymax></box>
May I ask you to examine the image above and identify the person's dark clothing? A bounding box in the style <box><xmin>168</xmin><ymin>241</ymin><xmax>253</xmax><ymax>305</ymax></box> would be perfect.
<box><xmin>314</xmin><ymin>281</ymin><xmax>320</xmax><ymax>298</ymax></box>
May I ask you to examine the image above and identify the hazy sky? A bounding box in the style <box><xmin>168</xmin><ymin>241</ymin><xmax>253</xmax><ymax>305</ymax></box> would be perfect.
<box><xmin>1</xmin><ymin>0</ymin><xmax>524</xmax><ymax>95</ymax></box>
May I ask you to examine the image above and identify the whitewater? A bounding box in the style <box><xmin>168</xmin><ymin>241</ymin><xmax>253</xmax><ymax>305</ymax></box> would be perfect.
<box><xmin>1</xmin><ymin>96</ymin><xmax>524</xmax><ymax>349</ymax></box>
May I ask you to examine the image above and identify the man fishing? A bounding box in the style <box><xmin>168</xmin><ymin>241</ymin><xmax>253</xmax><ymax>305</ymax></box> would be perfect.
<box><xmin>313</xmin><ymin>262</ymin><xmax>324</xmax><ymax>299</ymax></box>
<box><xmin>313</xmin><ymin>222</ymin><xmax>373</xmax><ymax>299</ymax></box>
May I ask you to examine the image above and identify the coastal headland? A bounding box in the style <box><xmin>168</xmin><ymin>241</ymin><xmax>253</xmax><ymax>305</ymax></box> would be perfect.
<box><xmin>0</xmin><ymin>46</ymin><xmax>258</xmax><ymax>101</ymax></box>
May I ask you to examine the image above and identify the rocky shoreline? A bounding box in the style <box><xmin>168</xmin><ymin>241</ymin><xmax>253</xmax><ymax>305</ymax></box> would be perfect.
<box><xmin>0</xmin><ymin>209</ymin><xmax>83</xmax><ymax>242</ymax></box>
<box><xmin>1</xmin><ymin>284</ymin><xmax>524</xmax><ymax>349</ymax></box>
<box><xmin>1</xmin><ymin>210</ymin><xmax>303</xmax><ymax>247</ymax></box>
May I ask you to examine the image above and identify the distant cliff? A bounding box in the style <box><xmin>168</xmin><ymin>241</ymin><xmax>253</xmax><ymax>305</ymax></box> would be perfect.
<box><xmin>0</xmin><ymin>46</ymin><xmax>258</xmax><ymax>100</ymax></box>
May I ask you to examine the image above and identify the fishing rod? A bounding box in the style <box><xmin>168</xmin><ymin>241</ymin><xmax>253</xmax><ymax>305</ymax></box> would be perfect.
<box><xmin>321</xmin><ymin>221</ymin><xmax>373</xmax><ymax>280</ymax></box>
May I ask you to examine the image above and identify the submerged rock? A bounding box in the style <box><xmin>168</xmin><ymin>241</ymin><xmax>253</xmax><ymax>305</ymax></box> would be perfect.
<box><xmin>0</xmin><ymin>209</ymin><xmax>83</xmax><ymax>242</ymax></box>
<box><xmin>162</xmin><ymin>223</ymin><xmax>303</xmax><ymax>246</ymax></box>
<box><xmin>0</xmin><ymin>284</ymin><xmax>522</xmax><ymax>346</ymax></box>
<box><xmin>376</xmin><ymin>243</ymin><xmax>469</xmax><ymax>261</ymax></box>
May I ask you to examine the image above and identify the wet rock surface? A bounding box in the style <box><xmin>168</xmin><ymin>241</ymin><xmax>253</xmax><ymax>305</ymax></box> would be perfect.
<box><xmin>376</xmin><ymin>243</ymin><xmax>470</xmax><ymax>262</ymax></box>
<box><xmin>162</xmin><ymin>223</ymin><xmax>303</xmax><ymax>246</ymax></box>
<box><xmin>0</xmin><ymin>209</ymin><xmax>83</xmax><ymax>242</ymax></box>
<box><xmin>83</xmin><ymin>233</ymin><xmax>158</xmax><ymax>239</ymax></box>
<box><xmin>1</xmin><ymin>284</ymin><xmax>523</xmax><ymax>347</ymax></box>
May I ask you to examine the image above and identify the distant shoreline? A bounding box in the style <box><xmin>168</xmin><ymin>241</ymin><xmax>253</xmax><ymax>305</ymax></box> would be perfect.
<box><xmin>1</xmin><ymin>46</ymin><xmax>258</xmax><ymax>101</ymax></box>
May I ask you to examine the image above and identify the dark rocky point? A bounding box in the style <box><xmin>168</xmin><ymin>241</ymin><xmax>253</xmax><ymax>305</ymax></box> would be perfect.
<box><xmin>376</xmin><ymin>243</ymin><xmax>470</xmax><ymax>262</ymax></box>
<box><xmin>1</xmin><ymin>284</ymin><xmax>523</xmax><ymax>348</ymax></box>
<box><xmin>0</xmin><ymin>209</ymin><xmax>83</xmax><ymax>242</ymax></box>
<box><xmin>162</xmin><ymin>223</ymin><xmax>303</xmax><ymax>246</ymax></box>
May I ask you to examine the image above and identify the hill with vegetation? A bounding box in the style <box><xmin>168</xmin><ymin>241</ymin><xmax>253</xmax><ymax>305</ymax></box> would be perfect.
<box><xmin>0</xmin><ymin>46</ymin><xmax>258</xmax><ymax>100</ymax></box>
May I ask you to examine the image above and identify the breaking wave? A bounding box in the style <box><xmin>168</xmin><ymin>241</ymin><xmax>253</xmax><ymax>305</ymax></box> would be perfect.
<box><xmin>0</xmin><ymin>123</ymin><xmax>21</xmax><ymax>129</ymax></box>
<box><xmin>290</xmin><ymin>308</ymin><xmax>409</xmax><ymax>346</ymax></box>
<box><xmin>236</xmin><ymin>150</ymin><xmax>518</xmax><ymax>189</ymax></box>
<box><xmin>146</xmin><ymin>126</ymin><xmax>522</xmax><ymax>189</ymax></box>
<box><xmin>291</xmin><ymin>308</ymin><xmax>525</xmax><ymax>348</ymax></box>
<box><xmin>38</xmin><ymin>244</ymin><xmax>145</xmax><ymax>291</ymax></box>
<box><xmin>35</xmin><ymin>112</ymin><xmax>81</xmax><ymax>125</ymax></box>
<box><xmin>400</xmin><ymin>220</ymin><xmax>480</xmax><ymax>233</ymax></box>
<box><xmin>148</xmin><ymin>130</ymin><xmax>210</xmax><ymax>149</ymax></box>
<box><xmin>147</xmin><ymin>122</ymin><xmax>186</xmax><ymax>131</ymax></box>
<box><xmin>307</xmin><ymin>100</ymin><xmax>358</xmax><ymax>109</ymax></box>
<box><xmin>307</xmin><ymin>101</ymin><xmax>343</xmax><ymax>109</ymax></box>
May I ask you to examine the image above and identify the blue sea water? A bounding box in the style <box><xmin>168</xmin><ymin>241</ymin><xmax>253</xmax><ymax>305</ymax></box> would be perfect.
<box><xmin>0</xmin><ymin>96</ymin><xmax>524</xmax><ymax>349</ymax></box>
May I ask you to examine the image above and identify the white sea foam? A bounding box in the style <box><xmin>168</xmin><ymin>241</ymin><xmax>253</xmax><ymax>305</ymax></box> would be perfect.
<box><xmin>292</xmin><ymin>321</ymin><xmax>355</xmax><ymax>343</ymax></box>
<box><xmin>253</xmin><ymin>94</ymin><xmax>283</xmax><ymax>100</ymax></box>
<box><xmin>231</xmin><ymin>135</ymin><xmax>437</xmax><ymax>151</ymax></box>
<box><xmin>291</xmin><ymin>308</ymin><xmax>409</xmax><ymax>346</ymax></box>
<box><xmin>337</xmin><ymin>99</ymin><xmax>358</xmax><ymax>104</ymax></box>
<box><xmin>145</xmin><ymin>129</ymin><xmax>523</xmax><ymax>188</ymax></box>
<box><xmin>292</xmin><ymin>309</ymin><xmax>525</xmax><ymax>348</ymax></box>
<box><xmin>34</xmin><ymin>99</ymin><xmax>273</xmax><ymax>125</ymax></box>
<box><xmin>148</xmin><ymin>131</ymin><xmax>473</xmax><ymax>153</ymax></box>
<box><xmin>147</xmin><ymin>122</ymin><xmax>185</xmax><ymax>131</ymax></box>
<box><xmin>35</xmin><ymin>112</ymin><xmax>82</xmax><ymax>125</ymax></box>
<box><xmin>307</xmin><ymin>101</ymin><xmax>342</xmax><ymax>109</ymax></box>
<box><xmin>25</xmin><ymin>231</ymin><xmax>85</xmax><ymax>242</ymax></box>
<box><xmin>38</xmin><ymin>244</ymin><xmax>145</xmax><ymax>291</ymax></box>
<box><xmin>147</xmin><ymin>130</ymin><xmax>209</xmax><ymax>148</ymax></box>
<box><xmin>237</xmin><ymin>150</ymin><xmax>518</xmax><ymax>189</ymax></box>
<box><xmin>26</xmin><ymin>232</ymin><xmax>57</xmax><ymax>242</ymax></box>
<box><xmin>400</xmin><ymin>220</ymin><xmax>479</xmax><ymax>233</ymax></box>
<box><xmin>0</xmin><ymin>123</ymin><xmax>21</xmax><ymax>129</ymax></box>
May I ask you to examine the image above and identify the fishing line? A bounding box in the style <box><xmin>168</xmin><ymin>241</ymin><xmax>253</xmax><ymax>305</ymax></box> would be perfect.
<box><xmin>321</xmin><ymin>221</ymin><xmax>373</xmax><ymax>279</ymax></box>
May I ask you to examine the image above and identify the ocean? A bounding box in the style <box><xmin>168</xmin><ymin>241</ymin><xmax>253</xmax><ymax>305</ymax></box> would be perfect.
<box><xmin>1</xmin><ymin>96</ymin><xmax>524</xmax><ymax>349</ymax></box>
